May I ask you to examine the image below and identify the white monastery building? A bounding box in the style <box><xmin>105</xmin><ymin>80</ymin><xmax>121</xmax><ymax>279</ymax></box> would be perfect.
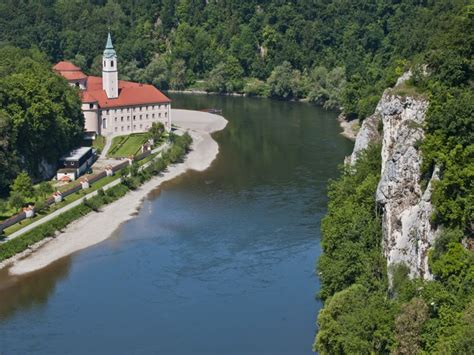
<box><xmin>53</xmin><ymin>33</ymin><xmax>171</xmax><ymax>137</ymax></box>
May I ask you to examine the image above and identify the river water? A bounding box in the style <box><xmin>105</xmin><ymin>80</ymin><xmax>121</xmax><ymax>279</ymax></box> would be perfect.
<box><xmin>0</xmin><ymin>94</ymin><xmax>352</xmax><ymax>354</ymax></box>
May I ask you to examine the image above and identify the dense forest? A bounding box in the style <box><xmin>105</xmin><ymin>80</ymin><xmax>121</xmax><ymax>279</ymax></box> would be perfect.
<box><xmin>0</xmin><ymin>0</ymin><xmax>470</xmax><ymax>118</ymax></box>
<box><xmin>0</xmin><ymin>1</ymin><xmax>472</xmax><ymax>352</ymax></box>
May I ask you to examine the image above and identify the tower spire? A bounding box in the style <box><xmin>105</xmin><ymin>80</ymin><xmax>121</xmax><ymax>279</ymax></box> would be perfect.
<box><xmin>102</xmin><ymin>32</ymin><xmax>118</xmax><ymax>98</ymax></box>
<box><xmin>106</xmin><ymin>32</ymin><xmax>113</xmax><ymax>49</ymax></box>
<box><xmin>103</xmin><ymin>32</ymin><xmax>116</xmax><ymax>58</ymax></box>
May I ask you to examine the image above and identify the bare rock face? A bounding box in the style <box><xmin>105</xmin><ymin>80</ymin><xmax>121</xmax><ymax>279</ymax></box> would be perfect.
<box><xmin>37</xmin><ymin>158</ymin><xmax>57</xmax><ymax>181</ymax></box>
<box><xmin>375</xmin><ymin>92</ymin><xmax>438</xmax><ymax>279</ymax></box>
<box><xmin>347</xmin><ymin>112</ymin><xmax>381</xmax><ymax>165</ymax></box>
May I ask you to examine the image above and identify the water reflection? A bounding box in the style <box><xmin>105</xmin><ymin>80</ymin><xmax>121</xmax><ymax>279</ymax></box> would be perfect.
<box><xmin>0</xmin><ymin>256</ymin><xmax>72</xmax><ymax>321</ymax></box>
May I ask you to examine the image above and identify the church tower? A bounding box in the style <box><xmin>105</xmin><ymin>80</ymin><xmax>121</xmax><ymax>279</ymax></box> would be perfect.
<box><xmin>102</xmin><ymin>33</ymin><xmax>118</xmax><ymax>99</ymax></box>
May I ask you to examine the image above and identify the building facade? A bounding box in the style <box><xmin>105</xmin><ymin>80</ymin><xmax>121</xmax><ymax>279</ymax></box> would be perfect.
<box><xmin>53</xmin><ymin>33</ymin><xmax>171</xmax><ymax>137</ymax></box>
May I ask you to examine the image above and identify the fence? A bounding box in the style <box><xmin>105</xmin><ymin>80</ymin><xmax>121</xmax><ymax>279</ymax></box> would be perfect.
<box><xmin>0</xmin><ymin>148</ymin><xmax>156</xmax><ymax>234</ymax></box>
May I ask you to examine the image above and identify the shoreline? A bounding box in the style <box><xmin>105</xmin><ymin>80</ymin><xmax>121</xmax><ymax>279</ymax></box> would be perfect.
<box><xmin>168</xmin><ymin>90</ymin><xmax>355</xmax><ymax>140</ymax></box>
<box><xmin>337</xmin><ymin>113</ymin><xmax>359</xmax><ymax>141</ymax></box>
<box><xmin>3</xmin><ymin>109</ymin><xmax>227</xmax><ymax>276</ymax></box>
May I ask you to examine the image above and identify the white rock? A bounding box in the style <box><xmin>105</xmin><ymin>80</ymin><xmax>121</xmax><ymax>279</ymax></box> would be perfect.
<box><xmin>374</xmin><ymin>91</ymin><xmax>438</xmax><ymax>280</ymax></box>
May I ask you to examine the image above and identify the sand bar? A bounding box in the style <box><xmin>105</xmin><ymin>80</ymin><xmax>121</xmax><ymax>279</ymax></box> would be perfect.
<box><xmin>5</xmin><ymin>109</ymin><xmax>227</xmax><ymax>275</ymax></box>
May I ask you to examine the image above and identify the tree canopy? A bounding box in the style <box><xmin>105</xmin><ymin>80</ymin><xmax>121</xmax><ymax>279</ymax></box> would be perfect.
<box><xmin>0</xmin><ymin>47</ymin><xmax>84</xmax><ymax>195</ymax></box>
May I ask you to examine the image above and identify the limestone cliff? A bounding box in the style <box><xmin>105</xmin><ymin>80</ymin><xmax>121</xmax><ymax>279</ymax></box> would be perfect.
<box><xmin>348</xmin><ymin>79</ymin><xmax>439</xmax><ymax>280</ymax></box>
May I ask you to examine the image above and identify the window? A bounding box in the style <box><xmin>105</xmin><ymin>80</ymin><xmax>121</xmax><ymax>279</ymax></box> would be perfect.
<box><xmin>121</xmin><ymin>126</ymin><xmax>124</xmax><ymax>131</ymax></box>
<box><xmin>111</xmin><ymin>60</ymin><xmax>114</xmax><ymax>67</ymax></box>
<box><xmin>165</xmin><ymin>112</ymin><xmax>167</xmax><ymax>117</ymax></box>
<box><xmin>121</xmin><ymin>117</ymin><xmax>124</xmax><ymax>122</ymax></box>
<box><xmin>159</xmin><ymin>113</ymin><xmax>161</xmax><ymax>118</ymax></box>
<box><xmin>140</xmin><ymin>107</ymin><xmax>142</xmax><ymax>111</ymax></box>
<box><xmin>127</xmin><ymin>126</ymin><xmax>130</xmax><ymax>131</ymax></box>
<box><xmin>102</xmin><ymin>118</ymin><xmax>106</xmax><ymax>129</ymax></box>
<box><xmin>133</xmin><ymin>125</ymin><xmax>136</xmax><ymax>129</ymax></box>
<box><xmin>127</xmin><ymin>117</ymin><xmax>130</xmax><ymax>121</ymax></box>
<box><xmin>127</xmin><ymin>108</ymin><xmax>130</xmax><ymax>112</ymax></box>
<box><xmin>114</xmin><ymin>117</ymin><xmax>117</xmax><ymax>122</ymax></box>
<box><xmin>133</xmin><ymin>116</ymin><xmax>136</xmax><ymax>120</ymax></box>
<box><xmin>106</xmin><ymin>110</ymin><xmax>109</xmax><ymax>114</ymax></box>
<box><xmin>103</xmin><ymin>60</ymin><xmax>106</xmax><ymax>66</ymax></box>
<box><xmin>115</xmin><ymin>127</ymin><xmax>118</xmax><ymax>132</ymax></box>
<box><xmin>140</xmin><ymin>124</ymin><xmax>142</xmax><ymax>129</ymax></box>
<box><xmin>152</xmin><ymin>113</ymin><xmax>155</xmax><ymax>118</ymax></box>
<box><xmin>140</xmin><ymin>115</ymin><xmax>142</xmax><ymax>120</ymax></box>
<box><xmin>89</xmin><ymin>103</ymin><xmax>93</xmax><ymax>109</ymax></box>
<box><xmin>146</xmin><ymin>114</ymin><xmax>149</xmax><ymax>119</ymax></box>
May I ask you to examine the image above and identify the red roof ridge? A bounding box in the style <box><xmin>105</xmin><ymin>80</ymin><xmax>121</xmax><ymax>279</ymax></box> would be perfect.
<box><xmin>53</xmin><ymin>61</ymin><xmax>81</xmax><ymax>72</ymax></box>
<box><xmin>53</xmin><ymin>63</ymin><xmax>171</xmax><ymax>108</ymax></box>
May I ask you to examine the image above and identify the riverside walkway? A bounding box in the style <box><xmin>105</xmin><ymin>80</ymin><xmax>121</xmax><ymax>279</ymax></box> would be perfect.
<box><xmin>1</xmin><ymin>141</ymin><xmax>170</xmax><ymax>244</ymax></box>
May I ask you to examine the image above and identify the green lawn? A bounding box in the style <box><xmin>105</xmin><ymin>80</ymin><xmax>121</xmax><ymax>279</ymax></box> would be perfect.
<box><xmin>92</xmin><ymin>135</ymin><xmax>106</xmax><ymax>153</ymax></box>
<box><xmin>107</xmin><ymin>133</ymin><xmax>148</xmax><ymax>158</ymax></box>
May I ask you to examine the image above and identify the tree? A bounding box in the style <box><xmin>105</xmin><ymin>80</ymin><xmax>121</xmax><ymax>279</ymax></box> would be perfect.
<box><xmin>394</xmin><ymin>298</ymin><xmax>429</xmax><ymax>354</ymax></box>
<box><xmin>169</xmin><ymin>59</ymin><xmax>187</xmax><ymax>90</ymax></box>
<box><xmin>143</xmin><ymin>54</ymin><xmax>170</xmax><ymax>89</ymax></box>
<box><xmin>10</xmin><ymin>172</ymin><xmax>33</xmax><ymax>200</ymax></box>
<box><xmin>8</xmin><ymin>191</ymin><xmax>25</xmax><ymax>211</ymax></box>
<box><xmin>37</xmin><ymin>181</ymin><xmax>53</xmax><ymax>199</ymax></box>
<box><xmin>0</xmin><ymin>199</ymin><xmax>7</xmax><ymax>214</ymax></box>
<box><xmin>267</xmin><ymin>61</ymin><xmax>301</xmax><ymax>99</ymax></box>
<box><xmin>148</xmin><ymin>122</ymin><xmax>164</xmax><ymax>142</ymax></box>
<box><xmin>315</xmin><ymin>284</ymin><xmax>395</xmax><ymax>354</ymax></box>
<box><xmin>205</xmin><ymin>56</ymin><xmax>244</xmax><ymax>93</ymax></box>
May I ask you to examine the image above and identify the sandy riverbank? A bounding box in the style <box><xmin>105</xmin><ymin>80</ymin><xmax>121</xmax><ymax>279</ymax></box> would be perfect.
<box><xmin>5</xmin><ymin>109</ymin><xmax>227</xmax><ymax>276</ymax></box>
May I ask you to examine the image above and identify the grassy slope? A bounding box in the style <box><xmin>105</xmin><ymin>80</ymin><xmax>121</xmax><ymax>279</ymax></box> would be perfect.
<box><xmin>108</xmin><ymin>133</ymin><xmax>148</xmax><ymax>158</ymax></box>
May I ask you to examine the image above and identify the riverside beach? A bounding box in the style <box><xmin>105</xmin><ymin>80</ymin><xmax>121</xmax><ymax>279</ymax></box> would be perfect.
<box><xmin>1</xmin><ymin>109</ymin><xmax>227</xmax><ymax>275</ymax></box>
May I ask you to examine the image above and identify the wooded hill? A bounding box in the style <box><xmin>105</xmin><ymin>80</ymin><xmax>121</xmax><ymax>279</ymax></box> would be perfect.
<box><xmin>0</xmin><ymin>1</ymin><xmax>472</xmax><ymax>352</ymax></box>
<box><xmin>0</xmin><ymin>0</ymin><xmax>471</xmax><ymax>118</ymax></box>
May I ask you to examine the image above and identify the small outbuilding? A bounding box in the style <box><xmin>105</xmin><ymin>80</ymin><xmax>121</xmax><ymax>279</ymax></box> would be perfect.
<box><xmin>57</xmin><ymin>147</ymin><xmax>95</xmax><ymax>181</ymax></box>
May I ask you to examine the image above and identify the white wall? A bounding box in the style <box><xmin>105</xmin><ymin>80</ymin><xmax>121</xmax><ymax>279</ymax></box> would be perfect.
<box><xmin>99</xmin><ymin>103</ymin><xmax>171</xmax><ymax>136</ymax></box>
<box><xmin>82</xmin><ymin>102</ymin><xmax>99</xmax><ymax>133</ymax></box>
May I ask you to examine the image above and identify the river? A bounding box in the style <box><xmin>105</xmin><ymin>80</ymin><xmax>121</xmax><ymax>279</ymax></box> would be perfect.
<box><xmin>0</xmin><ymin>94</ymin><xmax>353</xmax><ymax>354</ymax></box>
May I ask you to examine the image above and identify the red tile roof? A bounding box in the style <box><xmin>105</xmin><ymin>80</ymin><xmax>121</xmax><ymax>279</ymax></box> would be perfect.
<box><xmin>81</xmin><ymin>91</ymin><xmax>98</xmax><ymax>103</ymax></box>
<box><xmin>60</xmin><ymin>71</ymin><xmax>88</xmax><ymax>80</ymax></box>
<box><xmin>53</xmin><ymin>61</ymin><xmax>82</xmax><ymax>71</ymax></box>
<box><xmin>84</xmin><ymin>76</ymin><xmax>171</xmax><ymax>108</ymax></box>
<box><xmin>54</xmin><ymin>61</ymin><xmax>171</xmax><ymax>108</ymax></box>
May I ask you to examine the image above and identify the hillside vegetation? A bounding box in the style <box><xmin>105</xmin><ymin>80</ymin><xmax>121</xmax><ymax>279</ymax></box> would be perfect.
<box><xmin>0</xmin><ymin>0</ymin><xmax>470</xmax><ymax>118</ymax></box>
<box><xmin>0</xmin><ymin>47</ymin><xmax>84</xmax><ymax>195</ymax></box>
<box><xmin>0</xmin><ymin>1</ymin><xmax>472</xmax><ymax>352</ymax></box>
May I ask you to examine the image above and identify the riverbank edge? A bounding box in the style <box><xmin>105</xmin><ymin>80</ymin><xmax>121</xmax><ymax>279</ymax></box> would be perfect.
<box><xmin>167</xmin><ymin>90</ymin><xmax>357</xmax><ymax>140</ymax></box>
<box><xmin>1</xmin><ymin>109</ymin><xmax>228</xmax><ymax>275</ymax></box>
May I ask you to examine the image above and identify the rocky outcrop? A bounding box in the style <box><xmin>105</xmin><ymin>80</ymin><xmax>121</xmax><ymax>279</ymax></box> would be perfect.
<box><xmin>37</xmin><ymin>158</ymin><xmax>57</xmax><ymax>180</ymax></box>
<box><xmin>374</xmin><ymin>93</ymin><xmax>438</xmax><ymax>280</ymax></box>
<box><xmin>347</xmin><ymin>75</ymin><xmax>439</xmax><ymax>280</ymax></box>
<box><xmin>347</xmin><ymin>112</ymin><xmax>381</xmax><ymax>165</ymax></box>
